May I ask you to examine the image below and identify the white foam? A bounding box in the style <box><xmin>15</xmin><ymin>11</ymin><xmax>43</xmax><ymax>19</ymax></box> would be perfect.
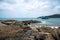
<box><xmin>50</xmin><ymin>26</ymin><xmax>59</xmax><ymax>29</ymax></box>
<box><xmin>41</xmin><ymin>21</ymin><xmax>46</xmax><ymax>24</ymax></box>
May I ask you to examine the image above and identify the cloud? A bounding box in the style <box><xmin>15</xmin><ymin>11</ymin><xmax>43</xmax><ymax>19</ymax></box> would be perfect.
<box><xmin>0</xmin><ymin>0</ymin><xmax>60</xmax><ymax>18</ymax></box>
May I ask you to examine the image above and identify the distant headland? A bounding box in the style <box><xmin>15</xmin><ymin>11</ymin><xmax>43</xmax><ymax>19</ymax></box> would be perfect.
<box><xmin>38</xmin><ymin>14</ymin><xmax>60</xmax><ymax>18</ymax></box>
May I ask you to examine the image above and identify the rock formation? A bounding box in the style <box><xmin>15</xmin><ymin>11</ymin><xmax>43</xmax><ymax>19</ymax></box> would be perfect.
<box><xmin>0</xmin><ymin>20</ymin><xmax>60</xmax><ymax>40</ymax></box>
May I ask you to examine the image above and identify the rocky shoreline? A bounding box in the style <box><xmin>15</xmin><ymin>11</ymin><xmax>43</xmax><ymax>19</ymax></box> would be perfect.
<box><xmin>0</xmin><ymin>20</ymin><xmax>60</xmax><ymax>40</ymax></box>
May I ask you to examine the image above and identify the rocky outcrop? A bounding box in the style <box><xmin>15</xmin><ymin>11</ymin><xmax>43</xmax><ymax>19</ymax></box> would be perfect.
<box><xmin>36</xmin><ymin>27</ymin><xmax>60</xmax><ymax>40</ymax></box>
<box><xmin>22</xmin><ymin>20</ymin><xmax>41</xmax><ymax>25</ymax></box>
<box><xmin>0</xmin><ymin>20</ymin><xmax>60</xmax><ymax>40</ymax></box>
<box><xmin>1</xmin><ymin>20</ymin><xmax>41</xmax><ymax>25</ymax></box>
<box><xmin>1</xmin><ymin>20</ymin><xmax>17</xmax><ymax>25</ymax></box>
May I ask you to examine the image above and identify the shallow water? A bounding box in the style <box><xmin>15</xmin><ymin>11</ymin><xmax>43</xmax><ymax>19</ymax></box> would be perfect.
<box><xmin>0</xmin><ymin>18</ymin><xmax>60</xmax><ymax>26</ymax></box>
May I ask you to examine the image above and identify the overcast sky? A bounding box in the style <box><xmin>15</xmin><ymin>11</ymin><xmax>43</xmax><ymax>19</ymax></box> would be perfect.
<box><xmin>0</xmin><ymin>0</ymin><xmax>60</xmax><ymax>18</ymax></box>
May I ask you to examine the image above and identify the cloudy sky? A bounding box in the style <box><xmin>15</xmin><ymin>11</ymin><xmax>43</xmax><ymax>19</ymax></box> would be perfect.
<box><xmin>0</xmin><ymin>0</ymin><xmax>60</xmax><ymax>18</ymax></box>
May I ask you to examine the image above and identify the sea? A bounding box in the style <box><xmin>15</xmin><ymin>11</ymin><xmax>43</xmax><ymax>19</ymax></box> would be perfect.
<box><xmin>0</xmin><ymin>18</ymin><xmax>60</xmax><ymax>26</ymax></box>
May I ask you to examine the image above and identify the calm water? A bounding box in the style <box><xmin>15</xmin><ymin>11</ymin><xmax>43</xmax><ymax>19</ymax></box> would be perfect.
<box><xmin>0</xmin><ymin>18</ymin><xmax>60</xmax><ymax>26</ymax></box>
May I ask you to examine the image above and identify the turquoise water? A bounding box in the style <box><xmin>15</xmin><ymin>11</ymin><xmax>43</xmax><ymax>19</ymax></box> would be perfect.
<box><xmin>31</xmin><ymin>18</ymin><xmax>60</xmax><ymax>26</ymax></box>
<box><xmin>0</xmin><ymin>18</ymin><xmax>60</xmax><ymax>26</ymax></box>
